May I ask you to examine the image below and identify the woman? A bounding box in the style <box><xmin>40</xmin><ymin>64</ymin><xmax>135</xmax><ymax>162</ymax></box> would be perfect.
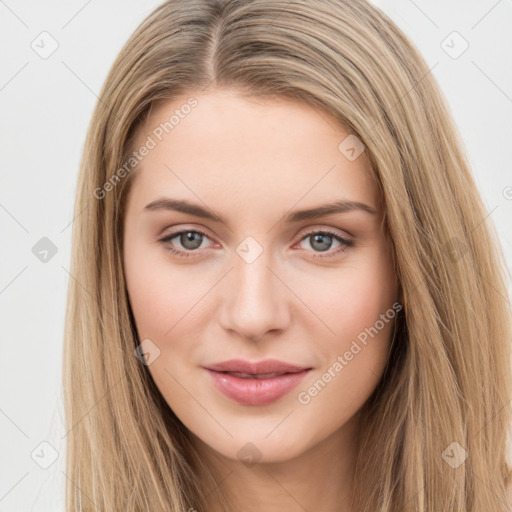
<box><xmin>63</xmin><ymin>0</ymin><xmax>512</xmax><ymax>510</ymax></box>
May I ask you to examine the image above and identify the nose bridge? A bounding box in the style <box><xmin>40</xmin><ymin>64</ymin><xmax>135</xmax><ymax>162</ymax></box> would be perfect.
<box><xmin>220</xmin><ymin>240</ymin><xmax>290</xmax><ymax>340</ymax></box>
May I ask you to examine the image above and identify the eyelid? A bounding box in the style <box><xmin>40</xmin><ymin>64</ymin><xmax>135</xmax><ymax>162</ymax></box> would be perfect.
<box><xmin>298</xmin><ymin>225</ymin><xmax>353</xmax><ymax>242</ymax></box>
<box><xmin>159</xmin><ymin>223</ymin><xmax>215</xmax><ymax>239</ymax></box>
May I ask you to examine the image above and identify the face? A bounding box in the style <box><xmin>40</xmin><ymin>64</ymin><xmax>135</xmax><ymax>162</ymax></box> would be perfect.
<box><xmin>123</xmin><ymin>88</ymin><xmax>398</xmax><ymax>465</ymax></box>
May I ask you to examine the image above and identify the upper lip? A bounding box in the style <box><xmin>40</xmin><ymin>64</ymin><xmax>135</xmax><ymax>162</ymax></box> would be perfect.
<box><xmin>204</xmin><ymin>359</ymin><xmax>311</xmax><ymax>375</ymax></box>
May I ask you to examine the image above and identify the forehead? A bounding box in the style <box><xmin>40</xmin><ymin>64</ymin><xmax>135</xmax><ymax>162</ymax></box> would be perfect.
<box><xmin>129</xmin><ymin>88</ymin><xmax>378</xmax><ymax>214</ymax></box>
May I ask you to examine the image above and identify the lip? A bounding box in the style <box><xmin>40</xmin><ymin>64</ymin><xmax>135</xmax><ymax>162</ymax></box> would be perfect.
<box><xmin>203</xmin><ymin>359</ymin><xmax>312</xmax><ymax>406</ymax></box>
<box><xmin>204</xmin><ymin>358</ymin><xmax>310</xmax><ymax>375</ymax></box>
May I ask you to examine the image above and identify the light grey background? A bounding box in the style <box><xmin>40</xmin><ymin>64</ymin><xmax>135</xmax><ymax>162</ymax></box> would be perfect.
<box><xmin>1</xmin><ymin>1</ymin><xmax>511</xmax><ymax>510</ymax></box>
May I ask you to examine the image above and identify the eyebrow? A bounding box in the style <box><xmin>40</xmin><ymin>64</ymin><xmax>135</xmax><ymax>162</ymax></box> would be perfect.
<box><xmin>144</xmin><ymin>197</ymin><xmax>377</xmax><ymax>225</ymax></box>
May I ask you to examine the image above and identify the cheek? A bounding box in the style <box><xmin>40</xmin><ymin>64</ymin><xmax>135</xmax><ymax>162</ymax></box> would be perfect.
<box><xmin>123</xmin><ymin>239</ymin><xmax>205</xmax><ymax>339</ymax></box>
<box><xmin>123</xmin><ymin>246</ymin><xmax>206</xmax><ymax>401</ymax></box>
<box><xmin>292</xmin><ymin>257</ymin><xmax>397</xmax><ymax>441</ymax></box>
<box><xmin>295</xmin><ymin>242</ymin><xmax>396</xmax><ymax>396</ymax></box>
<box><xmin>295</xmin><ymin>242</ymin><xmax>396</xmax><ymax>343</ymax></box>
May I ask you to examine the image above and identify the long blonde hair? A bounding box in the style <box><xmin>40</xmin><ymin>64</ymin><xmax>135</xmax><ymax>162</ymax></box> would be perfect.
<box><xmin>63</xmin><ymin>0</ymin><xmax>512</xmax><ymax>510</ymax></box>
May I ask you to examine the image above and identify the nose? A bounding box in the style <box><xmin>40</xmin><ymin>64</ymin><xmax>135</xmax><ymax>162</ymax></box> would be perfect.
<box><xmin>219</xmin><ymin>247</ymin><xmax>291</xmax><ymax>342</ymax></box>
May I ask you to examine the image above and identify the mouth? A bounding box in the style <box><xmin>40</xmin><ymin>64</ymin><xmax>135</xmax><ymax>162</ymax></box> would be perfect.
<box><xmin>204</xmin><ymin>358</ymin><xmax>311</xmax><ymax>375</ymax></box>
<box><xmin>216</xmin><ymin>371</ymin><xmax>300</xmax><ymax>379</ymax></box>
<box><xmin>203</xmin><ymin>360</ymin><xmax>312</xmax><ymax>406</ymax></box>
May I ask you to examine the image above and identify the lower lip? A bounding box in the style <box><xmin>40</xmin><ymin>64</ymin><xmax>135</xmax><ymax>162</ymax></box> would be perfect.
<box><xmin>205</xmin><ymin>368</ymin><xmax>311</xmax><ymax>405</ymax></box>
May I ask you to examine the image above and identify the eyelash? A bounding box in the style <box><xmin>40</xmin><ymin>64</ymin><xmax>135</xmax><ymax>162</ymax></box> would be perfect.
<box><xmin>158</xmin><ymin>228</ymin><xmax>354</xmax><ymax>260</ymax></box>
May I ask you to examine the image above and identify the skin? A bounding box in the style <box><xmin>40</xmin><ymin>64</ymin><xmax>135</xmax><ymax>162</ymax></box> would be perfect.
<box><xmin>123</xmin><ymin>88</ymin><xmax>398</xmax><ymax>511</ymax></box>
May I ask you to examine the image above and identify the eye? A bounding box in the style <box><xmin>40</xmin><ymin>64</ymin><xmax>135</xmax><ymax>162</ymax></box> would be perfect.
<box><xmin>158</xmin><ymin>227</ymin><xmax>355</xmax><ymax>260</ymax></box>
<box><xmin>296</xmin><ymin>229</ymin><xmax>354</xmax><ymax>259</ymax></box>
<box><xmin>158</xmin><ymin>229</ymin><xmax>214</xmax><ymax>259</ymax></box>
